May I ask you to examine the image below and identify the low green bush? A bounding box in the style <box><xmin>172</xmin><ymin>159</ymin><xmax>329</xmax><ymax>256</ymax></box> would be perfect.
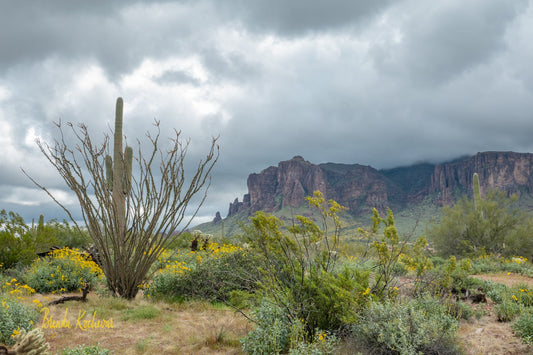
<box><xmin>350</xmin><ymin>297</ymin><xmax>460</xmax><ymax>355</ymax></box>
<box><xmin>25</xmin><ymin>247</ymin><xmax>103</xmax><ymax>294</ymax></box>
<box><xmin>241</xmin><ymin>301</ymin><xmax>291</xmax><ymax>354</ymax></box>
<box><xmin>240</xmin><ymin>300</ymin><xmax>338</xmax><ymax>355</ymax></box>
<box><xmin>485</xmin><ymin>282</ymin><xmax>508</xmax><ymax>304</ymax></box>
<box><xmin>0</xmin><ymin>296</ymin><xmax>40</xmax><ymax>345</ymax></box>
<box><xmin>512</xmin><ymin>310</ymin><xmax>533</xmax><ymax>346</ymax></box>
<box><xmin>495</xmin><ymin>300</ymin><xmax>521</xmax><ymax>322</ymax></box>
<box><xmin>469</xmin><ymin>255</ymin><xmax>533</xmax><ymax>276</ymax></box>
<box><xmin>146</xmin><ymin>250</ymin><xmax>259</xmax><ymax>302</ymax></box>
<box><xmin>288</xmin><ymin>330</ymin><xmax>338</xmax><ymax>355</ymax></box>
<box><xmin>61</xmin><ymin>344</ymin><xmax>112</xmax><ymax>355</ymax></box>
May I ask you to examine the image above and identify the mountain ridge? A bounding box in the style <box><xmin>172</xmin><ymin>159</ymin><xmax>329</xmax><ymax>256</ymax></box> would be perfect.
<box><xmin>221</xmin><ymin>151</ymin><xmax>533</xmax><ymax>222</ymax></box>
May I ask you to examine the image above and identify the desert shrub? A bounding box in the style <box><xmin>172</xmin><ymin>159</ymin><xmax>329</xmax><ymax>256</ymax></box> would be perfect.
<box><xmin>146</xmin><ymin>249</ymin><xmax>259</xmax><ymax>302</ymax></box>
<box><xmin>443</xmin><ymin>298</ymin><xmax>478</xmax><ymax>320</ymax></box>
<box><xmin>26</xmin><ymin>247</ymin><xmax>103</xmax><ymax>293</ymax></box>
<box><xmin>495</xmin><ymin>299</ymin><xmax>522</xmax><ymax>322</ymax></box>
<box><xmin>61</xmin><ymin>344</ymin><xmax>112</xmax><ymax>355</ymax></box>
<box><xmin>0</xmin><ymin>210</ymin><xmax>36</xmax><ymax>268</ymax></box>
<box><xmin>484</xmin><ymin>281</ymin><xmax>508</xmax><ymax>304</ymax></box>
<box><xmin>350</xmin><ymin>297</ymin><xmax>460</xmax><ymax>355</ymax></box>
<box><xmin>512</xmin><ymin>284</ymin><xmax>533</xmax><ymax>307</ymax></box>
<box><xmin>0</xmin><ymin>296</ymin><xmax>40</xmax><ymax>345</ymax></box>
<box><xmin>0</xmin><ymin>211</ymin><xmax>89</xmax><ymax>269</ymax></box>
<box><xmin>228</xmin><ymin>290</ymin><xmax>257</xmax><ymax>309</ymax></box>
<box><xmin>240</xmin><ymin>301</ymin><xmax>291</xmax><ymax>354</ymax></box>
<box><xmin>242</xmin><ymin>192</ymin><xmax>375</xmax><ymax>339</ymax></box>
<box><xmin>512</xmin><ymin>310</ymin><xmax>533</xmax><ymax>345</ymax></box>
<box><xmin>469</xmin><ymin>254</ymin><xmax>533</xmax><ymax>276</ymax></box>
<box><xmin>429</xmin><ymin>189</ymin><xmax>533</xmax><ymax>258</ymax></box>
<box><xmin>288</xmin><ymin>330</ymin><xmax>338</xmax><ymax>355</ymax></box>
<box><xmin>240</xmin><ymin>300</ymin><xmax>338</xmax><ymax>355</ymax></box>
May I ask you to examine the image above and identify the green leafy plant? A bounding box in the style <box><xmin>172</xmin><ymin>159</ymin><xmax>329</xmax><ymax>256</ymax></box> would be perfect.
<box><xmin>240</xmin><ymin>301</ymin><xmax>291</xmax><ymax>355</ymax></box>
<box><xmin>26</xmin><ymin>247</ymin><xmax>103</xmax><ymax>293</ymax></box>
<box><xmin>61</xmin><ymin>344</ymin><xmax>112</xmax><ymax>355</ymax></box>
<box><xmin>512</xmin><ymin>310</ymin><xmax>533</xmax><ymax>345</ymax></box>
<box><xmin>495</xmin><ymin>299</ymin><xmax>521</xmax><ymax>322</ymax></box>
<box><xmin>430</xmin><ymin>173</ymin><xmax>533</xmax><ymax>257</ymax></box>
<box><xmin>0</xmin><ymin>296</ymin><xmax>39</xmax><ymax>346</ymax></box>
<box><xmin>368</xmin><ymin>208</ymin><xmax>432</xmax><ymax>298</ymax></box>
<box><xmin>242</xmin><ymin>192</ymin><xmax>369</xmax><ymax>338</ymax></box>
<box><xmin>350</xmin><ymin>297</ymin><xmax>460</xmax><ymax>355</ymax></box>
<box><xmin>145</xmin><ymin>246</ymin><xmax>258</xmax><ymax>303</ymax></box>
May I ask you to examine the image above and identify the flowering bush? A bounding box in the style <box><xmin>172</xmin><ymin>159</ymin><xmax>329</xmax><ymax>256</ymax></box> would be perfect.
<box><xmin>0</xmin><ymin>279</ymin><xmax>40</xmax><ymax>345</ymax></box>
<box><xmin>26</xmin><ymin>247</ymin><xmax>103</xmax><ymax>294</ymax></box>
<box><xmin>144</xmin><ymin>243</ymin><xmax>259</xmax><ymax>302</ymax></box>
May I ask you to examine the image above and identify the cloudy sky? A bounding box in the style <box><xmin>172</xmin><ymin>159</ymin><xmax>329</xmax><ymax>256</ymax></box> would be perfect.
<box><xmin>1</xmin><ymin>0</ymin><xmax>533</xmax><ymax>227</ymax></box>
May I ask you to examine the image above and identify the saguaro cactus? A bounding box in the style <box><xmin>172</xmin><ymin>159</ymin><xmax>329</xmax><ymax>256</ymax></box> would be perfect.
<box><xmin>473</xmin><ymin>172</ymin><xmax>481</xmax><ymax>212</ymax></box>
<box><xmin>105</xmin><ymin>97</ymin><xmax>133</xmax><ymax>239</ymax></box>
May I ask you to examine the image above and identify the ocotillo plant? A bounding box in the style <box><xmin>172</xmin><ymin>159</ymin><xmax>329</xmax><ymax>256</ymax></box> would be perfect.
<box><xmin>27</xmin><ymin>96</ymin><xmax>218</xmax><ymax>299</ymax></box>
<box><xmin>105</xmin><ymin>98</ymin><xmax>133</xmax><ymax>240</ymax></box>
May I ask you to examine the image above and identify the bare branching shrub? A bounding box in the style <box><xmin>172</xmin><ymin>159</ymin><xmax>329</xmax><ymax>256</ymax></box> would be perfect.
<box><xmin>24</xmin><ymin>97</ymin><xmax>218</xmax><ymax>299</ymax></box>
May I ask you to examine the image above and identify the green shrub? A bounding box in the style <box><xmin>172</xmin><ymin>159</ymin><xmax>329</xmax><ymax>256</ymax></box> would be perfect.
<box><xmin>241</xmin><ymin>301</ymin><xmax>291</xmax><ymax>354</ymax></box>
<box><xmin>443</xmin><ymin>298</ymin><xmax>478</xmax><ymax>320</ymax></box>
<box><xmin>288</xmin><ymin>330</ymin><xmax>338</xmax><ymax>355</ymax></box>
<box><xmin>0</xmin><ymin>296</ymin><xmax>40</xmax><ymax>345</ymax></box>
<box><xmin>0</xmin><ymin>210</ymin><xmax>36</xmax><ymax>268</ymax></box>
<box><xmin>486</xmin><ymin>282</ymin><xmax>508</xmax><ymax>304</ymax></box>
<box><xmin>495</xmin><ymin>300</ymin><xmax>521</xmax><ymax>322</ymax></box>
<box><xmin>61</xmin><ymin>344</ymin><xmax>112</xmax><ymax>355</ymax></box>
<box><xmin>429</xmin><ymin>188</ymin><xmax>533</xmax><ymax>258</ymax></box>
<box><xmin>241</xmin><ymin>193</ymin><xmax>379</xmax><ymax>339</ymax></box>
<box><xmin>350</xmin><ymin>297</ymin><xmax>460</xmax><ymax>355</ymax></box>
<box><xmin>146</xmin><ymin>249</ymin><xmax>258</xmax><ymax>302</ymax></box>
<box><xmin>512</xmin><ymin>310</ymin><xmax>533</xmax><ymax>345</ymax></box>
<box><xmin>469</xmin><ymin>254</ymin><xmax>533</xmax><ymax>276</ymax></box>
<box><xmin>26</xmin><ymin>247</ymin><xmax>103</xmax><ymax>294</ymax></box>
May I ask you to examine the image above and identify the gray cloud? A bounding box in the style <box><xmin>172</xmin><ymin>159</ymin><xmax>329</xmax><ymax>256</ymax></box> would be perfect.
<box><xmin>1</xmin><ymin>0</ymin><xmax>533</xmax><ymax>225</ymax></box>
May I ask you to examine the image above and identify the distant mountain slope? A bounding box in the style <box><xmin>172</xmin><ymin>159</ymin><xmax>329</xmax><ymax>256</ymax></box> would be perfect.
<box><xmin>198</xmin><ymin>151</ymin><xmax>533</xmax><ymax>237</ymax></box>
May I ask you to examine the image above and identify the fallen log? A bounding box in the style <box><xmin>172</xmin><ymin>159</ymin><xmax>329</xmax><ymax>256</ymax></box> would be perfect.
<box><xmin>47</xmin><ymin>284</ymin><xmax>90</xmax><ymax>306</ymax></box>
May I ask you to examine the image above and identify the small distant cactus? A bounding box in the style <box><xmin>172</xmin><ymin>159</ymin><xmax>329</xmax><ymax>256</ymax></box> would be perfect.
<box><xmin>7</xmin><ymin>328</ymin><xmax>50</xmax><ymax>354</ymax></box>
<box><xmin>473</xmin><ymin>172</ymin><xmax>481</xmax><ymax>211</ymax></box>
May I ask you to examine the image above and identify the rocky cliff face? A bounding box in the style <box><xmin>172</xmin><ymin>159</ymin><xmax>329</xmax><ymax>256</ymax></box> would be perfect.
<box><xmin>225</xmin><ymin>152</ymin><xmax>533</xmax><ymax>218</ymax></box>
<box><xmin>430</xmin><ymin>151</ymin><xmax>533</xmax><ymax>205</ymax></box>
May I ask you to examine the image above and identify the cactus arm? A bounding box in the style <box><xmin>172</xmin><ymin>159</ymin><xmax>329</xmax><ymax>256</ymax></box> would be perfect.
<box><xmin>105</xmin><ymin>154</ymin><xmax>113</xmax><ymax>190</ymax></box>
<box><xmin>124</xmin><ymin>145</ymin><xmax>133</xmax><ymax>194</ymax></box>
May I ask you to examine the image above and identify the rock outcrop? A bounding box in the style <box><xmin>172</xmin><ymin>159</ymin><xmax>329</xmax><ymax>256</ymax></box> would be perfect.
<box><xmin>226</xmin><ymin>152</ymin><xmax>533</xmax><ymax>218</ymax></box>
<box><xmin>430</xmin><ymin>151</ymin><xmax>533</xmax><ymax>205</ymax></box>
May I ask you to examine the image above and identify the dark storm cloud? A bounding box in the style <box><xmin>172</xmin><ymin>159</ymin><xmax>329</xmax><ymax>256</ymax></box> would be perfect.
<box><xmin>217</xmin><ymin>0</ymin><xmax>396</xmax><ymax>35</ymax></box>
<box><xmin>374</xmin><ymin>0</ymin><xmax>530</xmax><ymax>86</ymax></box>
<box><xmin>1</xmin><ymin>0</ymin><xmax>533</xmax><ymax>224</ymax></box>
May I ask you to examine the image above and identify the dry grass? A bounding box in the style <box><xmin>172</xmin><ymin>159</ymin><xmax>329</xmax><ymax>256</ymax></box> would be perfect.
<box><xmin>32</xmin><ymin>293</ymin><xmax>250</xmax><ymax>354</ymax></box>
<box><xmin>472</xmin><ymin>272</ymin><xmax>533</xmax><ymax>288</ymax></box>
<box><xmin>458</xmin><ymin>307</ymin><xmax>532</xmax><ymax>355</ymax></box>
<box><xmin>458</xmin><ymin>273</ymin><xmax>533</xmax><ymax>355</ymax></box>
<box><xmin>23</xmin><ymin>272</ymin><xmax>533</xmax><ymax>354</ymax></box>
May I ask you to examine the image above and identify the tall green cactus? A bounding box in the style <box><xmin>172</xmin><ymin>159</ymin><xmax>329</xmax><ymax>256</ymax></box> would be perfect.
<box><xmin>105</xmin><ymin>98</ymin><xmax>133</xmax><ymax>238</ymax></box>
<box><xmin>473</xmin><ymin>172</ymin><xmax>481</xmax><ymax>212</ymax></box>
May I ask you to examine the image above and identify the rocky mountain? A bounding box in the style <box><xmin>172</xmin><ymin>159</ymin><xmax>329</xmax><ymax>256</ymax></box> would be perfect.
<box><xmin>222</xmin><ymin>151</ymin><xmax>533</xmax><ymax>220</ymax></box>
